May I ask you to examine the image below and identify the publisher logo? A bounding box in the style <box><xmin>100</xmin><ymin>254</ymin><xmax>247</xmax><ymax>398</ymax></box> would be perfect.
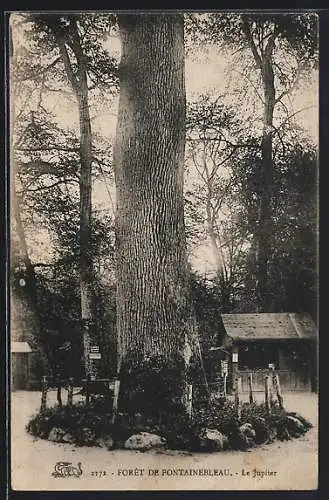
<box><xmin>52</xmin><ymin>462</ymin><xmax>83</xmax><ymax>478</ymax></box>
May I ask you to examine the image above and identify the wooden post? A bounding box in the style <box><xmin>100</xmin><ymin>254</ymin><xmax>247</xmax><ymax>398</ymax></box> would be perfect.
<box><xmin>85</xmin><ymin>375</ymin><xmax>90</xmax><ymax>405</ymax></box>
<box><xmin>248</xmin><ymin>373</ymin><xmax>254</xmax><ymax>404</ymax></box>
<box><xmin>273</xmin><ymin>373</ymin><xmax>284</xmax><ymax>409</ymax></box>
<box><xmin>265</xmin><ymin>375</ymin><xmax>271</xmax><ymax>415</ymax></box>
<box><xmin>56</xmin><ymin>381</ymin><xmax>62</xmax><ymax>408</ymax></box>
<box><xmin>67</xmin><ymin>377</ymin><xmax>74</xmax><ymax>407</ymax></box>
<box><xmin>40</xmin><ymin>376</ymin><xmax>48</xmax><ymax>413</ymax></box>
<box><xmin>186</xmin><ymin>384</ymin><xmax>193</xmax><ymax>421</ymax></box>
<box><xmin>232</xmin><ymin>346</ymin><xmax>239</xmax><ymax>377</ymax></box>
<box><xmin>223</xmin><ymin>373</ymin><xmax>227</xmax><ymax>400</ymax></box>
<box><xmin>268</xmin><ymin>365</ymin><xmax>275</xmax><ymax>406</ymax></box>
<box><xmin>107</xmin><ymin>380</ymin><xmax>112</xmax><ymax>403</ymax></box>
<box><xmin>111</xmin><ymin>379</ymin><xmax>121</xmax><ymax>424</ymax></box>
<box><xmin>235</xmin><ymin>376</ymin><xmax>242</xmax><ymax>420</ymax></box>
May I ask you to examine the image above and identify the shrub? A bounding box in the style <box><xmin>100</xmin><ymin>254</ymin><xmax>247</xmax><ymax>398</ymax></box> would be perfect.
<box><xmin>27</xmin><ymin>396</ymin><xmax>312</xmax><ymax>452</ymax></box>
<box><xmin>27</xmin><ymin>399</ymin><xmax>115</xmax><ymax>446</ymax></box>
<box><xmin>118</xmin><ymin>354</ymin><xmax>187</xmax><ymax>417</ymax></box>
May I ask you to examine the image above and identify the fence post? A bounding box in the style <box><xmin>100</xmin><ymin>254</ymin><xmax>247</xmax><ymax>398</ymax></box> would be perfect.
<box><xmin>223</xmin><ymin>373</ymin><xmax>227</xmax><ymax>400</ymax></box>
<box><xmin>248</xmin><ymin>373</ymin><xmax>254</xmax><ymax>404</ymax></box>
<box><xmin>235</xmin><ymin>376</ymin><xmax>242</xmax><ymax>420</ymax></box>
<box><xmin>111</xmin><ymin>379</ymin><xmax>121</xmax><ymax>424</ymax></box>
<box><xmin>67</xmin><ymin>377</ymin><xmax>74</xmax><ymax>407</ymax></box>
<box><xmin>40</xmin><ymin>375</ymin><xmax>48</xmax><ymax>413</ymax></box>
<box><xmin>273</xmin><ymin>373</ymin><xmax>284</xmax><ymax>409</ymax></box>
<box><xmin>85</xmin><ymin>375</ymin><xmax>90</xmax><ymax>405</ymax></box>
<box><xmin>268</xmin><ymin>366</ymin><xmax>275</xmax><ymax>406</ymax></box>
<box><xmin>187</xmin><ymin>384</ymin><xmax>193</xmax><ymax>421</ymax></box>
<box><xmin>265</xmin><ymin>375</ymin><xmax>271</xmax><ymax>415</ymax></box>
<box><xmin>56</xmin><ymin>377</ymin><xmax>62</xmax><ymax>408</ymax></box>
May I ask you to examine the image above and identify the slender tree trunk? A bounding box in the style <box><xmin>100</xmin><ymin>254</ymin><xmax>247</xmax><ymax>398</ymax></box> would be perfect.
<box><xmin>77</xmin><ymin>64</ymin><xmax>94</xmax><ymax>379</ymax></box>
<box><xmin>256</xmin><ymin>57</ymin><xmax>275</xmax><ymax>312</ymax></box>
<box><xmin>241</xmin><ymin>17</ymin><xmax>276</xmax><ymax>312</ymax></box>
<box><xmin>206</xmin><ymin>209</ymin><xmax>231</xmax><ymax>312</ymax></box>
<box><xmin>114</xmin><ymin>14</ymin><xmax>196</xmax><ymax>405</ymax></box>
<box><xmin>56</xmin><ymin>24</ymin><xmax>95</xmax><ymax>378</ymax></box>
<box><xmin>206</xmin><ymin>200</ymin><xmax>225</xmax><ymax>275</ymax></box>
<box><xmin>202</xmin><ymin>141</ymin><xmax>230</xmax><ymax>311</ymax></box>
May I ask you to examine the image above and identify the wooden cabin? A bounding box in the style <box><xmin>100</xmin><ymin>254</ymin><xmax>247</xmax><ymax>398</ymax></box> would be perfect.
<box><xmin>11</xmin><ymin>341</ymin><xmax>41</xmax><ymax>390</ymax></box>
<box><xmin>218</xmin><ymin>313</ymin><xmax>317</xmax><ymax>393</ymax></box>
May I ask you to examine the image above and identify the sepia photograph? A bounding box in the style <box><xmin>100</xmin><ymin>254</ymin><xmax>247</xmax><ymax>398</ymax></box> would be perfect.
<box><xmin>9</xmin><ymin>10</ymin><xmax>318</xmax><ymax>491</ymax></box>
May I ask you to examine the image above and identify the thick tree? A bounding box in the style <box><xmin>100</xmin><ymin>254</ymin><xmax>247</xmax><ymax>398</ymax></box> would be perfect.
<box><xmin>114</xmin><ymin>14</ymin><xmax>198</xmax><ymax>411</ymax></box>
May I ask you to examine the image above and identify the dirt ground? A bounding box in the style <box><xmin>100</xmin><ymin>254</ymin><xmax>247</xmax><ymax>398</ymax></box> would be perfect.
<box><xmin>10</xmin><ymin>389</ymin><xmax>318</xmax><ymax>491</ymax></box>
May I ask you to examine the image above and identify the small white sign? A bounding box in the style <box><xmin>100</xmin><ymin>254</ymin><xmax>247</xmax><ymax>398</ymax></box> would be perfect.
<box><xmin>89</xmin><ymin>353</ymin><xmax>101</xmax><ymax>360</ymax></box>
<box><xmin>90</xmin><ymin>345</ymin><xmax>100</xmax><ymax>352</ymax></box>
<box><xmin>232</xmin><ymin>352</ymin><xmax>238</xmax><ymax>363</ymax></box>
<box><xmin>221</xmin><ymin>361</ymin><xmax>228</xmax><ymax>374</ymax></box>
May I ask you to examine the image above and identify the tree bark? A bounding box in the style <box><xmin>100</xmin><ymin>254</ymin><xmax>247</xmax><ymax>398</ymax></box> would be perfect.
<box><xmin>55</xmin><ymin>21</ymin><xmax>95</xmax><ymax>378</ymax></box>
<box><xmin>242</xmin><ymin>17</ymin><xmax>277</xmax><ymax>312</ymax></box>
<box><xmin>76</xmin><ymin>43</ymin><xmax>94</xmax><ymax>380</ymax></box>
<box><xmin>256</xmin><ymin>56</ymin><xmax>275</xmax><ymax>312</ymax></box>
<box><xmin>114</xmin><ymin>14</ymin><xmax>196</xmax><ymax>401</ymax></box>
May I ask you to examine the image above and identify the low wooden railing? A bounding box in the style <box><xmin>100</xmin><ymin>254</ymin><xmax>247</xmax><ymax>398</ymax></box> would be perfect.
<box><xmin>237</xmin><ymin>369</ymin><xmax>311</xmax><ymax>392</ymax></box>
<box><xmin>39</xmin><ymin>376</ymin><xmax>117</xmax><ymax>412</ymax></box>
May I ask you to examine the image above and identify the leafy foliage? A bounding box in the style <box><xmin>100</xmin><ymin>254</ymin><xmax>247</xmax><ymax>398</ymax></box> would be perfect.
<box><xmin>118</xmin><ymin>355</ymin><xmax>187</xmax><ymax>417</ymax></box>
<box><xmin>27</xmin><ymin>397</ymin><xmax>312</xmax><ymax>451</ymax></box>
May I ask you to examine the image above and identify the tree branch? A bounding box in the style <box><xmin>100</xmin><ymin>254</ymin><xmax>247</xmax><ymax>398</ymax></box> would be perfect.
<box><xmin>16</xmin><ymin>179</ymin><xmax>77</xmax><ymax>194</ymax></box>
<box><xmin>56</xmin><ymin>37</ymin><xmax>79</xmax><ymax>93</ymax></box>
<box><xmin>16</xmin><ymin>146</ymin><xmax>79</xmax><ymax>152</ymax></box>
<box><xmin>32</xmin><ymin>263</ymin><xmax>54</xmax><ymax>268</ymax></box>
<box><xmin>241</xmin><ymin>15</ymin><xmax>263</xmax><ymax>70</ymax></box>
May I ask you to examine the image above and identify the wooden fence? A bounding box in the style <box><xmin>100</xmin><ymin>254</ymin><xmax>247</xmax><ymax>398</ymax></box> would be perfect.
<box><xmin>237</xmin><ymin>369</ymin><xmax>311</xmax><ymax>392</ymax></box>
<box><xmin>40</xmin><ymin>372</ymin><xmax>285</xmax><ymax>425</ymax></box>
<box><xmin>39</xmin><ymin>377</ymin><xmax>119</xmax><ymax>417</ymax></box>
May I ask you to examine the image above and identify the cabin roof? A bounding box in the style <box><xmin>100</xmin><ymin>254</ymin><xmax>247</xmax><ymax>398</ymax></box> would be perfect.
<box><xmin>221</xmin><ymin>313</ymin><xmax>317</xmax><ymax>341</ymax></box>
<box><xmin>11</xmin><ymin>341</ymin><xmax>33</xmax><ymax>353</ymax></box>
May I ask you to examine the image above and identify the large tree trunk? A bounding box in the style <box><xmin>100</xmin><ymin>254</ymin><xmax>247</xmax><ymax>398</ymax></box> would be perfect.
<box><xmin>114</xmin><ymin>14</ymin><xmax>196</xmax><ymax>410</ymax></box>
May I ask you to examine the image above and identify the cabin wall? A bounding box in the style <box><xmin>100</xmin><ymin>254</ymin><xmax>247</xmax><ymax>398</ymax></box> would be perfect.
<box><xmin>11</xmin><ymin>352</ymin><xmax>42</xmax><ymax>390</ymax></box>
<box><xmin>12</xmin><ymin>353</ymin><xmax>28</xmax><ymax>390</ymax></box>
<box><xmin>232</xmin><ymin>340</ymin><xmax>316</xmax><ymax>393</ymax></box>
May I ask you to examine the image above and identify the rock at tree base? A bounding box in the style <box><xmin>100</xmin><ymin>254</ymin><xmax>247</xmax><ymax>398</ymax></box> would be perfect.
<box><xmin>80</xmin><ymin>428</ymin><xmax>96</xmax><ymax>446</ymax></box>
<box><xmin>62</xmin><ymin>433</ymin><xmax>75</xmax><ymax>444</ymax></box>
<box><xmin>124</xmin><ymin>432</ymin><xmax>167</xmax><ymax>451</ymax></box>
<box><xmin>237</xmin><ymin>423</ymin><xmax>256</xmax><ymax>448</ymax></box>
<box><xmin>286</xmin><ymin>416</ymin><xmax>305</xmax><ymax>437</ymax></box>
<box><xmin>96</xmin><ymin>435</ymin><xmax>114</xmax><ymax>450</ymax></box>
<box><xmin>287</xmin><ymin>412</ymin><xmax>312</xmax><ymax>430</ymax></box>
<box><xmin>48</xmin><ymin>427</ymin><xmax>66</xmax><ymax>442</ymax></box>
<box><xmin>199</xmin><ymin>428</ymin><xmax>228</xmax><ymax>451</ymax></box>
<box><xmin>27</xmin><ymin>418</ymin><xmax>50</xmax><ymax>439</ymax></box>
